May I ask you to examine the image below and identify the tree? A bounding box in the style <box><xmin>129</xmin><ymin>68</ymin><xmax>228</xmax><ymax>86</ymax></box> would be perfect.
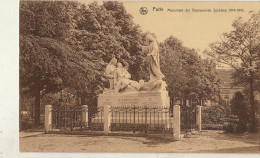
<box><xmin>103</xmin><ymin>1</ymin><xmax>148</xmax><ymax>81</ymax></box>
<box><xmin>230</xmin><ymin>92</ymin><xmax>250</xmax><ymax>132</ymax></box>
<box><xmin>159</xmin><ymin>36</ymin><xmax>185</xmax><ymax>102</ymax></box>
<box><xmin>69</xmin><ymin>2</ymin><xmax>147</xmax><ymax>104</ymax></box>
<box><xmin>160</xmin><ymin>36</ymin><xmax>220</xmax><ymax>105</ymax></box>
<box><xmin>199</xmin><ymin>59</ymin><xmax>221</xmax><ymax>104</ymax></box>
<box><xmin>206</xmin><ymin>12</ymin><xmax>260</xmax><ymax>131</ymax></box>
<box><xmin>20</xmin><ymin>1</ymin><xmax>100</xmax><ymax>124</ymax></box>
<box><xmin>20</xmin><ymin>1</ymin><xmax>148</xmax><ymax>125</ymax></box>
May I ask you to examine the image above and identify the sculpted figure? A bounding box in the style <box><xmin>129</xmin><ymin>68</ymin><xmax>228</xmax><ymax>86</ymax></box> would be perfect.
<box><xmin>142</xmin><ymin>34</ymin><xmax>164</xmax><ymax>81</ymax></box>
<box><xmin>104</xmin><ymin>58</ymin><xmax>117</xmax><ymax>90</ymax></box>
<box><xmin>113</xmin><ymin>63</ymin><xmax>145</xmax><ymax>93</ymax></box>
<box><xmin>113</xmin><ymin>63</ymin><xmax>131</xmax><ymax>92</ymax></box>
<box><xmin>129</xmin><ymin>79</ymin><xmax>145</xmax><ymax>91</ymax></box>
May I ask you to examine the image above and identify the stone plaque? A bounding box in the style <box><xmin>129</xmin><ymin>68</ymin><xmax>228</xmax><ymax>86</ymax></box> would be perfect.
<box><xmin>98</xmin><ymin>91</ymin><xmax>170</xmax><ymax>107</ymax></box>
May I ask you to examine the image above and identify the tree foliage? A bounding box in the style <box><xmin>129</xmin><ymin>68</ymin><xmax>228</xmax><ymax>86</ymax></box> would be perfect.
<box><xmin>20</xmin><ymin>1</ymin><xmax>221</xmax><ymax>126</ymax></box>
<box><xmin>230</xmin><ymin>92</ymin><xmax>250</xmax><ymax>132</ymax></box>
<box><xmin>160</xmin><ymin>36</ymin><xmax>220</xmax><ymax>105</ymax></box>
<box><xmin>19</xmin><ymin>1</ymin><xmax>146</xmax><ymax>125</ymax></box>
<box><xmin>206</xmin><ymin>11</ymin><xmax>260</xmax><ymax>131</ymax></box>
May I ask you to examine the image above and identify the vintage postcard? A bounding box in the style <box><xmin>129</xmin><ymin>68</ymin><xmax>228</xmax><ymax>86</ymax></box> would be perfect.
<box><xmin>16</xmin><ymin>0</ymin><xmax>260</xmax><ymax>155</ymax></box>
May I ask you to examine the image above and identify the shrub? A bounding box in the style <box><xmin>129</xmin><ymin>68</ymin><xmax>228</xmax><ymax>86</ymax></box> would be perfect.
<box><xmin>223</xmin><ymin>123</ymin><xmax>237</xmax><ymax>133</ymax></box>
<box><xmin>223</xmin><ymin>114</ymin><xmax>239</xmax><ymax>133</ymax></box>
<box><xmin>202</xmin><ymin>105</ymin><xmax>227</xmax><ymax>130</ymax></box>
<box><xmin>230</xmin><ymin>92</ymin><xmax>250</xmax><ymax>133</ymax></box>
<box><xmin>20</xmin><ymin>115</ymin><xmax>33</xmax><ymax>130</ymax></box>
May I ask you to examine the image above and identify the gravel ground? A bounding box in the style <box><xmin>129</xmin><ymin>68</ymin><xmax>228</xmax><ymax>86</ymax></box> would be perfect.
<box><xmin>19</xmin><ymin>130</ymin><xmax>259</xmax><ymax>153</ymax></box>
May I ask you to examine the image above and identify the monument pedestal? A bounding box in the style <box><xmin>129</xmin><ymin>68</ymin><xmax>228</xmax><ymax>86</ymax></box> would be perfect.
<box><xmin>98</xmin><ymin>90</ymin><xmax>170</xmax><ymax>107</ymax></box>
<box><xmin>95</xmin><ymin>90</ymin><xmax>171</xmax><ymax>129</ymax></box>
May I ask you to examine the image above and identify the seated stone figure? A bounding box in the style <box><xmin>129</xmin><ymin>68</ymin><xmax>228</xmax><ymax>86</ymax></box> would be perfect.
<box><xmin>104</xmin><ymin>58</ymin><xmax>117</xmax><ymax>90</ymax></box>
<box><xmin>113</xmin><ymin>63</ymin><xmax>131</xmax><ymax>93</ymax></box>
<box><xmin>113</xmin><ymin>63</ymin><xmax>144</xmax><ymax>93</ymax></box>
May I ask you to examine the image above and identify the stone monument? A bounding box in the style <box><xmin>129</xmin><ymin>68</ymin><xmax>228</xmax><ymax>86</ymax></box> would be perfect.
<box><xmin>98</xmin><ymin>34</ymin><xmax>170</xmax><ymax>108</ymax></box>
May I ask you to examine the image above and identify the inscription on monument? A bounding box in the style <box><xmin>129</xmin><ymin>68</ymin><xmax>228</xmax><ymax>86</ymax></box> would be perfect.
<box><xmin>98</xmin><ymin>91</ymin><xmax>170</xmax><ymax>107</ymax></box>
<box><xmin>118</xmin><ymin>97</ymin><xmax>138</xmax><ymax>106</ymax></box>
<box><xmin>138</xmin><ymin>92</ymin><xmax>160</xmax><ymax>97</ymax></box>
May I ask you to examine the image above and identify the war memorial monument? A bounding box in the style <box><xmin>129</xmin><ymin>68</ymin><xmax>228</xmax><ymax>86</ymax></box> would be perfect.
<box><xmin>98</xmin><ymin>34</ymin><xmax>170</xmax><ymax>108</ymax></box>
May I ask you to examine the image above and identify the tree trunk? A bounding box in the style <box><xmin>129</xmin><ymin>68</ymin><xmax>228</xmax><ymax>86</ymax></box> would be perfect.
<box><xmin>34</xmin><ymin>89</ymin><xmax>41</xmax><ymax>125</ymax></box>
<box><xmin>183</xmin><ymin>98</ymin><xmax>186</xmax><ymax>106</ymax></box>
<box><xmin>249</xmin><ymin>72</ymin><xmax>256</xmax><ymax>132</ymax></box>
<box><xmin>80</xmin><ymin>93</ymin><xmax>86</xmax><ymax>105</ymax></box>
<box><xmin>199</xmin><ymin>97</ymin><xmax>203</xmax><ymax>106</ymax></box>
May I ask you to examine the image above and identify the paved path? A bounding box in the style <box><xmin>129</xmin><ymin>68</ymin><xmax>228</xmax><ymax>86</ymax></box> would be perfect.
<box><xmin>19</xmin><ymin>130</ymin><xmax>259</xmax><ymax>153</ymax></box>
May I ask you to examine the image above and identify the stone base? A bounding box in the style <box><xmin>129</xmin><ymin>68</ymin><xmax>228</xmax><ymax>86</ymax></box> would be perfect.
<box><xmin>98</xmin><ymin>90</ymin><xmax>170</xmax><ymax>107</ymax></box>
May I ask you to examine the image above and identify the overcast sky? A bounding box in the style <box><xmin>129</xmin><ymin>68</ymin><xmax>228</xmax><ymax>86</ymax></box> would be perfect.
<box><xmin>121</xmin><ymin>1</ymin><xmax>260</xmax><ymax>54</ymax></box>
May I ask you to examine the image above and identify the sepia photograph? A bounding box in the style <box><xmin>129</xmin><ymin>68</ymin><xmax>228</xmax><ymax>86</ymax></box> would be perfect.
<box><xmin>16</xmin><ymin>0</ymin><xmax>260</xmax><ymax>154</ymax></box>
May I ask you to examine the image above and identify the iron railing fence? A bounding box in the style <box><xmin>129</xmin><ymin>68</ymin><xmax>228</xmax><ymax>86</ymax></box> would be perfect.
<box><xmin>88</xmin><ymin>106</ymin><xmax>104</xmax><ymax>131</ymax></box>
<box><xmin>50</xmin><ymin>105</ymin><xmax>84</xmax><ymax>131</ymax></box>
<box><xmin>109</xmin><ymin>106</ymin><xmax>173</xmax><ymax>133</ymax></box>
<box><xmin>49</xmin><ymin>105</ymin><xmax>198</xmax><ymax>133</ymax></box>
<box><xmin>180</xmin><ymin>105</ymin><xmax>197</xmax><ymax>132</ymax></box>
<box><xmin>50</xmin><ymin>105</ymin><xmax>104</xmax><ymax>131</ymax></box>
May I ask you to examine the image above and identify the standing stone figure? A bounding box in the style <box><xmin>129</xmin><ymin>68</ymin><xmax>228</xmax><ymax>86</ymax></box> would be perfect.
<box><xmin>104</xmin><ymin>58</ymin><xmax>117</xmax><ymax>90</ymax></box>
<box><xmin>142</xmin><ymin>34</ymin><xmax>164</xmax><ymax>81</ymax></box>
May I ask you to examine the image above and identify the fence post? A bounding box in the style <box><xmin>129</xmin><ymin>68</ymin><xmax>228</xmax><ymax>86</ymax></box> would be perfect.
<box><xmin>45</xmin><ymin>105</ymin><xmax>52</xmax><ymax>132</ymax></box>
<box><xmin>104</xmin><ymin>105</ymin><xmax>111</xmax><ymax>135</ymax></box>
<box><xmin>196</xmin><ymin>105</ymin><xmax>202</xmax><ymax>132</ymax></box>
<box><xmin>82</xmin><ymin>105</ymin><xmax>88</xmax><ymax>128</ymax></box>
<box><xmin>173</xmin><ymin>105</ymin><xmax>180</xmax><ymax>140</ymax></box>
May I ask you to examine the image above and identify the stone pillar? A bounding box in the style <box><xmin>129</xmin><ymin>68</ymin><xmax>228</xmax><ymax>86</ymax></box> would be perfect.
<box><xmin>196</xmin><ymin>105</ymin><xmax>202</xmax><ymax>132</ymax></box>
<box><xmin>44</xmin><ymin>105</ymin><xmax>52</xmax><ymax>132</ymax></box>
<box><xmin>82</xmin><ymin>105</ymin><xmax>88</xmax><ymax>128</ymax></box>
<box><xmin>104</xmin><ymin>105</ymin><xmax>111</xmax><ymax>135</ymax></box>
<box><xmin>173</xmin><ymin>105</ymin><xmax>180</xmax><ymax>140</ymax></box>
